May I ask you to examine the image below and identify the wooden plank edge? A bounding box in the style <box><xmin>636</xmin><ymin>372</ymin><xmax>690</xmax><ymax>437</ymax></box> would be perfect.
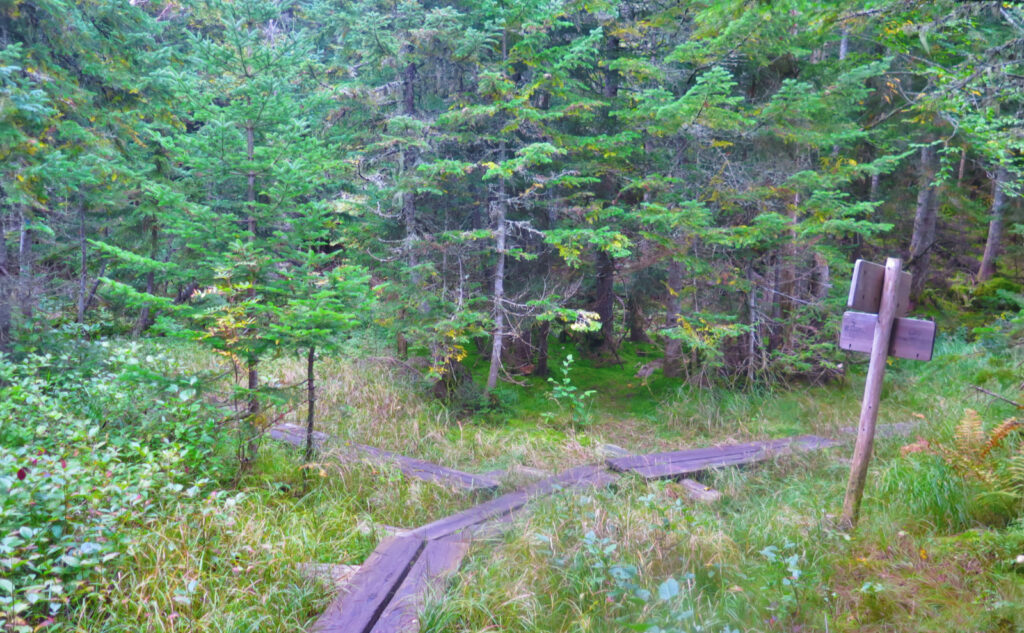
<box><xmin>607</xmin><ymin>435</ymin><xmax>833</xmax><ymax>472</ymax></box>
<box><xmin>268</xmin><ymin>424</ymin><xmax>501</xmax><ymax>492</ymax></box>
<box><xmin>678</xmin><ymin>478</ymin><xmax>721</xmax><ymax>503</ymax></box>
<box><xmin>310</xmin><ymin>534</ymin><xmax>425</xmax><ymax>633</ymax></box>
<box><xmin>409</xmin><ymin>465</ymin><xmax>619</xmax><ymax>542</ymax></box>
<box><xmin>369</xmin><ymin>535</ymin><xmax>471</xmax><ymax>633</ymax></box>
<box><xmin>352</xmin><ymin>444</ymin><xmax>500</xmax><ymax>491</ymax></box>
<box><xmin>606</xmin><ymin>441</ymin><xmax>763</xmax><ymax>471</ymax></box>
<box><xmin>628</xmin><ymin>436</ymin><xmax>837</xmax><ymax>480</ymax></box>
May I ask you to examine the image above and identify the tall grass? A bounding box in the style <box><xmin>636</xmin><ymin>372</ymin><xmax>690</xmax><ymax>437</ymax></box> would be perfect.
<box><xmin>57</xmin><ymin>334</ymin><xmax>1023</xmax><ymax>632</ymax></box>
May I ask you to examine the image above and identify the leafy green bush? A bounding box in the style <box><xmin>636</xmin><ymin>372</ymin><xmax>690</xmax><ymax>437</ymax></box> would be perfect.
<box><xmin>0</xmin><ymin>342</ymin><xmax>225</xmax><ymax>629</ymax></box>
<box><xmin>970</xmin><ymin>277</ymin><xmax>1023</xmax><ymax>312</ymax></box>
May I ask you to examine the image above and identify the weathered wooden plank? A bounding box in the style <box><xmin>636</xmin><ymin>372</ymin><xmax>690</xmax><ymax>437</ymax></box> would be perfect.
<box><xmin>269</xmin><ymin>424</ymin><xmax>330</xmax><ymax>449</ymax></box>
<box><xmin>677</xmin><ymin>478</ymin><xmax>721</xmax><ymax>503</ymax></box>
<box><xmin>316</xmin><ymin>465</ymin><xmax>612</xmax><ymax>633</ymax></box>
<box><xmin>369</xmin><ymin>535</ymin><xmax>471</xmax><ymax>633</ymax></box>
<box><xmin>610</xmin><ymin>436</ymin><xmax>837</xmax><ymax>480</ymax></box>
<box><xmin>607</xmin><ymin>436</ymin><xmax>806</xmax><ymax>471</ymax></box>
<box><xmin>599</xmin><ymin>443</ymin><xmax>633</xmax><ymax>458</ymax></box>
<box><xmin>268</xmin><ymin>423</ymin><xmax>500</xmax><ymax>492</ymax></box>
<box><xmin>354</xmin><ymin>442</ymin><xmax>501</xmax><ymax>491</ymax></box>
<box><xmin>311</xmin><ymin>534</ymin><xmax>424</xmax><ymax>633</ymax></box>
<box><xmin>848</xmin><ymin>259</ymin><xmax>912</xmax><ymax>316</ymax></box>
<box><xmin>409</xmin><ymin>465</ymin><xmax>618</xmax><ymax>541</ymax></box>
<box><xmin>839</xmin><ymin>312</ymin><xmax>936</xmax><ymax>361</ymax></box>
<box><xmin>632</xmin><ymin>448</ymin><xmax>775</xmax><ymax>479</ymax></box>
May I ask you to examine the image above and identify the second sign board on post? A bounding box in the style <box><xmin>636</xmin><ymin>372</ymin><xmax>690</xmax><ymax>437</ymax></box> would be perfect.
<box><xmin>848</xmin><ymin>259</ymin><xmax>913</xmax><ymax>317</ymax></box>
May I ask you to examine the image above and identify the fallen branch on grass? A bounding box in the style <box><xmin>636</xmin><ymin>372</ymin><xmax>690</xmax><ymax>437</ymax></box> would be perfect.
<box><xmin>970</xmin><ymin>385</ymin><xmax>1023</xmax><ymax>408</ymax></box>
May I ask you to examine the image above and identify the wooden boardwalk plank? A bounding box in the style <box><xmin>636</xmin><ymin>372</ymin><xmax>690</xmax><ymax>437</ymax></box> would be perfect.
<box><xmin>632</xmin><ymin>449</ymin><xmax>775</xmax><ymax>479</ymax></box>
<box><xmin>609</xmin><ymin>435</ymin><xmax>836</xmax><ymax>480</ymax></box>
<box><xmin>303</xmin><ymin>434</ymin><xmax>836</xmax><ymax>632</ymax></box>
<box><xmin>369</xmin><ymin>535</ymin><xmax>471</xmax><ymax>633</ymax></box>
<box><xmin>410</xmin><ymin>465</ymin><xmax>618</xmax><ymax>541</ymax></box>
<box><xmin>269</xmin><ymin>423</ymin><xmax>500</xmax><ymax>492</ymax></box>
<box><xmin>269</xmin><ymin>423</ymin><xmax>330</xmax><ymax>449</ymax></box>
<box><xmin>607</xmin><ymin>436</ymin><xmax>804</xmax><ymax>471</ymax></box>
<box><xmin>311</xmin><ymin>534</ymin><xmax>424</xmax><ymax>633</ymax></box>
<box><xmin>677</xmin><ymin>478</ymin><xmax>722</xmax><ymax>503</ymax></box>
<box><xmin>309</xmin><ymin>465</ymin><xmax>617</xmax><ymax>632</ymax></box>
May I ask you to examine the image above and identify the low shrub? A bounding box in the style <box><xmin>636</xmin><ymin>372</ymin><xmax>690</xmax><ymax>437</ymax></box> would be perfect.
<box><xmin>0</xmin><ymin>342</ymin><xmax>224</xmax><ymax>629</ymax></box>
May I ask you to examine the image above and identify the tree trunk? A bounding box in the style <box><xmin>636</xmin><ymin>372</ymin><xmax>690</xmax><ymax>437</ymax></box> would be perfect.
<box><xmin>486</xmin><ymin>28</ymin><xmax>510</xmax><ymax>394</ymax></box>
<box><xmin>978</xmin><ymin>165</ymin><xmax>1009</xmax><ymax>282</ymax></box>
<box><xmin>243</xmin><ymin>121</ymin><xmax>260</xmax><ymax>464</ymax></box>
<box><xmin>810</xmin><ymin>252</ymin><xmax>830</xmax><ymax>301</ymax></box>
<box><xmin>594</xmin><ymin>250</ymin><xmax>616</xmax><ymax>351</ymax></box>
<box><xmin>77</xmin><ymin>204</ymin><xmax>87</xmax><ymax>324</ymax></box>
<box><xmin>603</xmin><ymin>35</ymin><xmax>619</xmax><ymax>99</ymax></box>
<box><xmin>663</xmin><ymin>259</ymin><xmax>683</xmax><ymax>378</ymax></box>
<box><xmin>242</xmin><ymin>358</ymin><xmax>260</xmax><ymax>465</ymax></box>
<box><xmin>503</xmin><ymin>330</ymin><xmax>533</xmax><ymax>373</ymax></box>
<box><xmin>0</xmin><ymin>214</ymin><xmax>10</xmax><ymax>352</ymax></box>
<box><xmin>626</xmin><ymin>292</ymin><xmax>651</xmax><ymax>343</ymax></box>
<box><xmin>246</xmin><ymin>123</ymin><xmax>257</xmax><ymax>237</ymax></box>
<box><xmin>535</xmin><ymin>320</ymin><xmax>550</xmax><ymax>377</ymax></box>
<box><xmin>401</xmin><ymin>49</ymin><xmax>418</xmax><ymax>266</ymax></box>
<box><xmin>83</xmin><ymin>259</ymin><xmax>107</xmax><ymax>315</ymax></box>
<box><xmin>908</xmin><ymin>145</ymin><xmax>938</xmax><ymax>300</ymax></box>
<box><xmin>776</xmin><ymin>194</ymin><xmax>800</xmax><ymax>350</ymax></box>
<box><xmin>133</xmin><ymin>221</ymin><xmax>159</xmax><ymax>336</ymax></box>
<box><xmin>305</xmin><ymin>346</ymin><xmax>316</xmax><ymax>464</ymax></box>
<box><xmin>767</xmin><ymin>257</ymin><xmax>782</xmax><ymax>351</ymax></box>
<box><xmin>745</xmin><ymin>267</ymin><xmax>759</xmax><ymax>382</ymax></box>
<box><xmin>17</xmin><ymin>210</ymin><xmax>32</xmax><ymax>320</ymax></box>
<box><xmin>399</xmin><ymin>52</ymin><xmax>429</xmax><ymax>322</ymax></box>
<box><xmin>396</xmin><ymin>331</ymin><xmax>408</xmax><ymax>360</ymax></box>
<box><xmin>485</xmin><ymin>141</ymin><xmax>508</xmax><ymax>393</ymax></box>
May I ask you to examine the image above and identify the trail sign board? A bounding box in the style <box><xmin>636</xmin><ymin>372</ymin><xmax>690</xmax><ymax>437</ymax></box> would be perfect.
<box><xmin>848</xmin><ymin>259</ymin><xmax>912</xmax><ymax>316</ymax></box>
<box><xmin>839</xmin><ymin>258</ymin><xmax>937</xmax><ymax>530</ymax></box>
<box><xmin>839</xmin><ymin>311</ymin><xmax>936</xmax><ymax>361</ymax></box>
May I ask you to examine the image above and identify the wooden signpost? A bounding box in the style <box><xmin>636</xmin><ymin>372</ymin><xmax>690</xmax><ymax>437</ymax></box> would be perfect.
<box><xmin>839</xmin><ymin>258</ymin><xmax>936</xmax><ymax>529</ymax></box>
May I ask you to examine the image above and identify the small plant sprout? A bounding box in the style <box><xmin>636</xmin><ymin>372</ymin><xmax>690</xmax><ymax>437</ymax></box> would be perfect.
<box><xmin>547</xmin><ymin>354</ymin><xmax>596</xmax><ymax>428</ymax></box>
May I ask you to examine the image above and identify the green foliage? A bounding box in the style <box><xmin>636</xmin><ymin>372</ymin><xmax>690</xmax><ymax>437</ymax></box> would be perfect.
<box><xmin>0</xmin><ymin>343</ymin><xmax>224</xmax><ymax>627</ymax></box>
<box><xmin>546</xmin><ymin>354</ymin><xmax>596</xmax><ymax>428</ymax></box>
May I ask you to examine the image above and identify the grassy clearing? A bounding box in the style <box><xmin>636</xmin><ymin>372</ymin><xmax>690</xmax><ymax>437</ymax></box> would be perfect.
<box><xmin>40</xmin><ymin>334</ymin><xmax>1024</xmax><ymax>632</ymax></box>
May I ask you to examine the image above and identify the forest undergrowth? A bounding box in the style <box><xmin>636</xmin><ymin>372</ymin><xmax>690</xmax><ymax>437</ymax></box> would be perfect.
<box><xmin>2</xmin><ymin>330</ymin><xmax>1022</xmax><ymax>633</ymax></box>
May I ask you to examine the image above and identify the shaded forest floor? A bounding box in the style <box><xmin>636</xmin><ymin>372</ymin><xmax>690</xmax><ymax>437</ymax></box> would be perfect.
<box><xmin>10</xmin><ymin>335</ymin><xmax>1024</xmax><ymax>633</ymax></box>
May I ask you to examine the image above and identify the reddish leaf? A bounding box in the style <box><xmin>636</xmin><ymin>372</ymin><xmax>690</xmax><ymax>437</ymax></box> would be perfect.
<box><xmin>17</xmin><ymin>467</ymin><xmax>28</xmax><ymax>480</ymax></box>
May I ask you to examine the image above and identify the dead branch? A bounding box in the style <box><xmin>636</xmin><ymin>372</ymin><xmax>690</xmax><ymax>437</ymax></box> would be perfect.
<box><xmin>971</xmin><ymin>385</ymin><xmax>1023</xmax><ymax>408</ymax></box>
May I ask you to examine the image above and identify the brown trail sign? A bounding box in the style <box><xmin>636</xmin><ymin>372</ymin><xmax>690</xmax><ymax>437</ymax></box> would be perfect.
<box><xmin>840</xmin><ymin>312</ymin><xmax>936</xmax><ymax>361</ymax></box>
<box><xmin>839</xmin><ymin>258</ymin><xmax>936</xmax><ymax>529</ymax></box>
<box><xmin>847</xmin><ymin>259</ymin><xmax>913</xmax><ymax>317</ymax></box>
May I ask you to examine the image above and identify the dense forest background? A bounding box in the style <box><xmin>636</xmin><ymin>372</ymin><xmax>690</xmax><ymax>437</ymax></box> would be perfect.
<box><xmin>1</xmin><ymin>0</ymin><xmax>1021</xmax><ymax>398</ymax></box>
